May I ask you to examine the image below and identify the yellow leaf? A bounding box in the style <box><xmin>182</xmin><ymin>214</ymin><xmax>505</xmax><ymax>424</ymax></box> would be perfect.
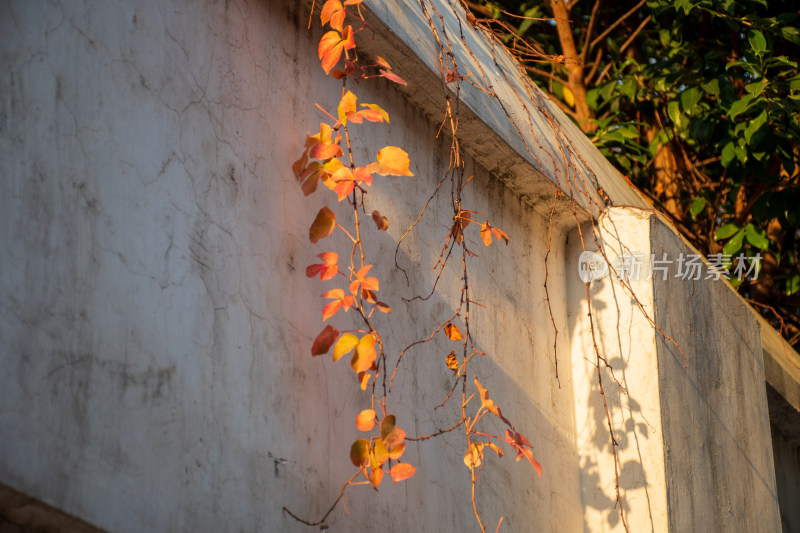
<box><xmin>375</xmin><ymin>146</ymin><xmax>414</xmax><ymax>176</ymax></box>
<box><xmin>351</xmin><ymin>334</ymin><xmax>377</xmax><ymax>373</ymax></box>
<box><xmin>563</xmin><ymin>86</ymin><xmax>575</xmax><ymax>108</ymax></box>
<box><xmin>337</xmin><ymin>90</ymin><xmax>357</xmax><ymax>125</ymax></box>
<box><xmin>333</xmin><ymin>333</ymin><xmax>359</xmax><ymax>362</ymax></box>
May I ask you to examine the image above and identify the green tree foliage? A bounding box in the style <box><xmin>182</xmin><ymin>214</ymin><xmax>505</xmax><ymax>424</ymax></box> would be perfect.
<box><xmin>467</xmin><ymin>0</ymin><xmax>800</xmax><ymax>345</ymax></box>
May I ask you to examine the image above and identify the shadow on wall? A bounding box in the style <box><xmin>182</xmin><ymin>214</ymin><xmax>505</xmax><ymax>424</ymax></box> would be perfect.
<box><xmin>566</xmin><ymin>219</ymin><xmax>659</xmax><ymax>533</ymax></box>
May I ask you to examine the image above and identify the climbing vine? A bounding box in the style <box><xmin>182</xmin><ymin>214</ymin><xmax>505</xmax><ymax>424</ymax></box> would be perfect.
<box><xmin>284</xmin><ymin>0</ymin><xmax>541</xmax><ymax>530</ymax></box>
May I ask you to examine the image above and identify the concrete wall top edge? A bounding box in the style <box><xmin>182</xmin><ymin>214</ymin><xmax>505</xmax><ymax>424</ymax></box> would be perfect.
<box><xmin>337</xmin><ymin>0</ymin><xmax>651</xmax><ymax>219</ymax></box>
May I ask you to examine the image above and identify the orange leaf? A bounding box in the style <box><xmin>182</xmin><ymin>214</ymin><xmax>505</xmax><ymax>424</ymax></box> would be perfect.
<box><xmin>380</xmin><ymin>415</ymin><xmax>406</xmax><ymax>448</ymax></box>
<box><xmin>380</xmin><ymin>68</ymin><xmax>407</xmax><ymax>86</ymax></box>
<box><xmin>318</xmin><ymin>27</ymin><xmax>354</xmax><ymax>74</ymax></box>
<box><xmin>359</xmin><ymin>103</ymin><xmax>389</xmax><ymax>123</ymax></box>
<box><xmin>309</xmin><ymin>207</ymin><xmax>336</xmax><ymax>243</ymax></box>
<box><xmin>320</xmin><ymin>0</ymin><xmax>345</xmax><ymax>31</ymax></box>
<box><xmin>306</xmin><ymin>251</ymin><xmax>339</xmax><ymax>280</ymax></box>
<box><xmin>372</xmin><ymin>439</ymin><xmax>389</xmax><ymax>467</ymax></box>
<box><xmin>371</xmin><ymin>210</ymin><xmax>389</xmax><ymax>231</ymax></box>
<box><xmin>356</xmin><ymin>409</ymin><xmax>376</xmax><ymax>431</ymax></box>
<box><xmin>445</xmin><ymin>350</ymin><xmax>458</xmax><ymax>372</ymax></box>
<box><xmin>370</xmin><ymin>463</ymin><xmax>384</xmax><ymax>487</ymax></box>
<box><xmin>351</xmin><ymin>334</ymin><xmax>376</xmax><ymax>373</ymax></box>
<box><xmin>353</xmin><ymin>167</ymin><xmax>372</xmax><ymax>185</ymax></box>
<box><xmin>321</xmin><ymin>300</ymin><xmax>342</xmax><ymax>322</ymax></box>
<box><xmin>485</xmin><ymin>442</ymin><xmax>504</xmax><ymax>458</ymax></box>
<box><xmin>350</xmin><ymin>439</ymin><xmax>369</xmax><ymax>467</ymax></box>
<box><xmin>464</xmin><ymin>442</ymin><xmax>484</xmax><ymax>468</ymax></box>
<box><xmin>333</xmin><ymin>333</ymin><xmax>359</xmax><ymax>362</ymax></box>
<box><xmin>311</xmin><ymin>325</ymin><xmax>339</xmax><ymax>356</ymax></box>
<box><xmin>474</xmin><ymin>376</ymin><xmax>503</xmax><ymax>418</ymax></box>
<box><xmin>322</xmin><ymin>288</ymin><xmax>354</xmax><ymax>321</ymax></box>
<box><xmin>358</xmin><ymin>371</ymin><xmax>371</xmax><ymax>390</ymax></box>
<box><xmin>375</xmin><ymin>301</ymin><xmax>392</xmax><ymax>314</ymax></box>
<box><xmin>445</xmin><ymin>323</ymin><xmax>463</xmax><ymax>341</ymax></box>
<box><xmin>350</xmin><ymin>264</ymin><xmax>379</xmax><ymax>296</ymax></box>
<box><xmin>491</xmin><ymin>227</ymin><xmax>509</xmax><ymax>245</ymax></box>
<box><xmin>481</xmin><ymin>220</ymin><xmax>509</xmax><ymax>246</ymax></box>
<box><xmin>374</xmin><ymin>146</ymin><xmax>413</xmax><ymax>176</ymax></box>
<box><xmin>480</xmin><ymin>222</ymin><xmax>492</xmax><ymax>246</ymax></box>
<box><xmin>390</xmin><ymin>463</ymin><xmax>416</xmax><ymax>484</ymax></box>
<box><xmin>376</xmin><ymin>56</ymin><xmax>392</xmax><ymax>69</ymax></box>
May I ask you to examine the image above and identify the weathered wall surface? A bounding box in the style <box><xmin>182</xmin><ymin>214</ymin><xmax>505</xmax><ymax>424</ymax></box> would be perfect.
<box><xmin>0</xmin><ymin>0</ymin><xmax>581</xmax><ymax>531</ymax></box>
<box><xmin>652</xmin><ymin>217</ymin><xmax>781</xmax><ymax>532</ymax></box>
<box><xmin>772</xmin><ymin>425</ymin><xmax>800</xmax><ymax>533</ymax></box>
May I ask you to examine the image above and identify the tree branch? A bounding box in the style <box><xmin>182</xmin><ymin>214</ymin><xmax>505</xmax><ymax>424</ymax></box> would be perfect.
<box><xmin>589</xmin><ymin>0</ymin><xmax>647</xmax><ymax>50</ymax></box>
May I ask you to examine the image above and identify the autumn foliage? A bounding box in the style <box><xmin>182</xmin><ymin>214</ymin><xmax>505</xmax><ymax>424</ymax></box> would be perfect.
<box><xmin>287</xmin><ymin>1</ymin><xmax>539</xmax><ymax>529</ymax></box>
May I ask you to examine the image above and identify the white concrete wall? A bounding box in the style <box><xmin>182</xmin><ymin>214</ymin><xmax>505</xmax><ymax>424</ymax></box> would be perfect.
<box><xmin>1</xmin><ymin>1</ymin><xmax>791</xmax><ymax>532</ymax></box>
<box><xmin>0</xmin><ymin>1</ymin><xmax>582</xmax><ymax>531</ymax></box>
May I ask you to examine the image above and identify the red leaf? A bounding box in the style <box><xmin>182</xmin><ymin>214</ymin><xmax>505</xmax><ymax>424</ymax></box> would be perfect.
<box><xmin>306</xmin><ymin>252</ymin><xmax>339</xmax><ymax>281</ymax></box>
<box><xmin>505</xmin><ymin>429</ymin><xmax>542</xmax><ymax>477</ymax></box>
<box><xmin>380</xmin><ymin>68</ymin><xmax>407</xmax><ymax>86</ymax></box>
<box><xmin>356</xmin><ymin>409</ymin><xmax>376</xmax><ymax>431</ymax></box>
<box><xmin>309</xmin><ymin>206</ymin><xmax>336</xmax><ymax>243</ymax></box>
<box><xmin>311</xmin><ymin>325</ymin><xmax>339</xmax><ymax>356</ymax></box>
<box><xmin>390</xmin><ymin>463</ymin><xmax>416</xmax><ymax>484</ymax></box>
